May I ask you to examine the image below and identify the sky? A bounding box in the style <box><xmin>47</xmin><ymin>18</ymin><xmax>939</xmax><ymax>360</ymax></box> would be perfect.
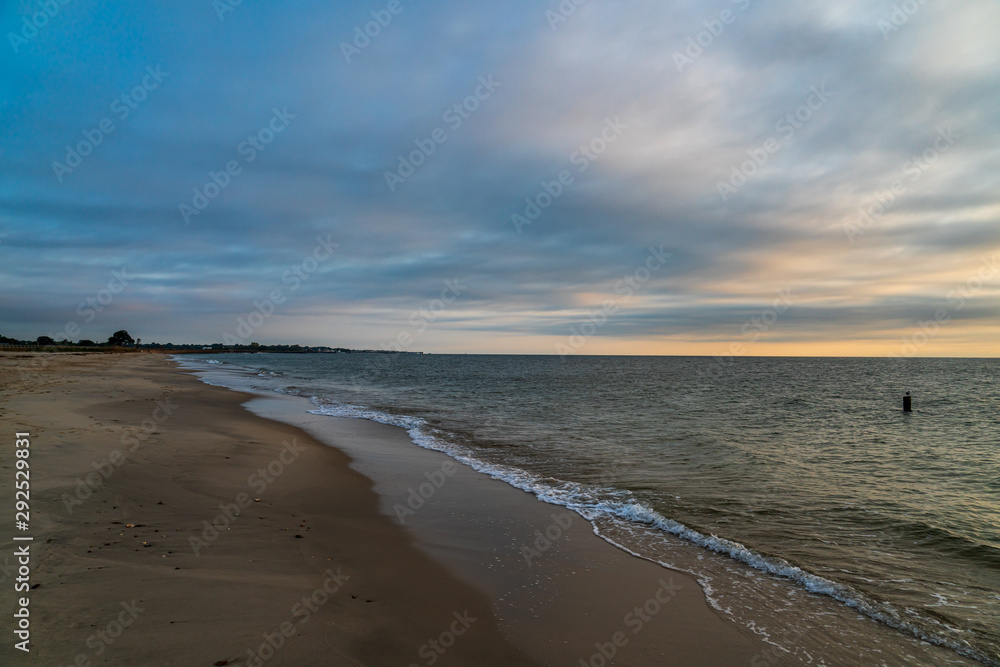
<box><xmin>1</xmin><ymin>0</ymin><xmax>998</xmax><ymax>356</ymax></box>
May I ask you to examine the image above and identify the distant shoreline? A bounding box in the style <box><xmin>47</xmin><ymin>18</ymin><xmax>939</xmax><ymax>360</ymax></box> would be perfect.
<box><xmin>0</xmin><ymin>345</ymin><xmax>424</xmax><ymax>355</ymax></box>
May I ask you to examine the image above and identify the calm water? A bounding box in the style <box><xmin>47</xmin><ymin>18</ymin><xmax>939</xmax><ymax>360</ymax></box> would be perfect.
<box><xmin>193</xmin><ymin>354</ymin><xmax>1000</xmax><ymax>665</ymax></box>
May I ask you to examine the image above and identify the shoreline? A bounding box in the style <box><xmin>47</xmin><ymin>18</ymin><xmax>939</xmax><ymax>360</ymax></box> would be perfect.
<box><xmin>0</xmin><ymin>350</ymin><xmax>765</xmax><ymax>665</ymax></box>
<box><xmin>4</xmin><ymin>351</ymin><xmax>982</xmax><ymax>665</ymax></box>
<box><xmin>178</xmin><ymin>358</ymin><xmax>767</xmax><ymax>665</ymax></box>
<box><xmin>180</xmin><ymin>354</ymin><xmax>991</xmax><ymax>667</ymax></box>
<box><xmin>0</xmin><ymin>352</ymin><xmax>537</xmax><ymax>665</ymax></box>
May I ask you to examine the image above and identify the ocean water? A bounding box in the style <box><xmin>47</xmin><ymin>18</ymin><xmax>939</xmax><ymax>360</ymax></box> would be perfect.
<box><xmin>190</xmin><ymin>353</ymin><xmax>1000</xmax><ymax>665</ymax></box>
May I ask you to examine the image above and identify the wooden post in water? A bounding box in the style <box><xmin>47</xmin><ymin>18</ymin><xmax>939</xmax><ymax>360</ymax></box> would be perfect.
<box><xmin>903</xmin><ymin>391</ymin><xmax>912</xmax><ymax>412</ymax></box>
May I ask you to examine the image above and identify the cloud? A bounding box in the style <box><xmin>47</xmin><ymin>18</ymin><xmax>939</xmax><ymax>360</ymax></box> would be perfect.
<box><xmin>1</xmin><ymin>0</ymin><xmax>997</xmax><ymax>355</ymax></box>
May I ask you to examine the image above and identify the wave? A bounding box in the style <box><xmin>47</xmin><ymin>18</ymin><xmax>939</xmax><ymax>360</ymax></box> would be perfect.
<box><xmin>190</xmin><ymin>356</ymin><xmax>282</xmax><ymax>378</ymax></box>
<box><xmin>170</xmin><ymin>354</ymin><xmax>995</xmax><ymax>665</ymax></box>
<box><xmin>875</xmin><ymin>520</ymin><xmax>1000</xmax><ymax>570</ymax></box>
<box><xmin>305</xmin><ymin>397</ymin><xmax>993</xmax><ymax>666</ymax></box>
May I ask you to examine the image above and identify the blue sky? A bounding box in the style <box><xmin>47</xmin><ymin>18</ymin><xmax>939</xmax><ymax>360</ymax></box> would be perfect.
<box><xmin>2</xmin><ymin>0</ymin><xmax>998</xmax><ymax>355</ymax></box>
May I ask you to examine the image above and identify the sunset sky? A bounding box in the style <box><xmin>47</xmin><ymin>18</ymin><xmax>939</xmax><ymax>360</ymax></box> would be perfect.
<box><xmin>2</xmin><ymin>0</ymin><xmax>998</xmax><ymax>356</ymax></box>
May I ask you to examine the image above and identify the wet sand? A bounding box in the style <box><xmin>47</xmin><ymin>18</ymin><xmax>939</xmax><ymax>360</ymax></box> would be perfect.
<box><xmin>0</xmin><ymin>352</ymin><xmax>767</xmax><ymax>665</ymax></box>
<box><xmin>0</xmin><ymin>352</ymin><xmax>535</xmax><ymax>666</ymax></box>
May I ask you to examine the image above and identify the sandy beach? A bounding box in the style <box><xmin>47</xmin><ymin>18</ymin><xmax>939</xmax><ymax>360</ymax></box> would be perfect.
<box><xmin>1</xmin><ymin>352</ymin><xmax>768</xmax><ymax>666</ymax></box>
<box><xmin>7</xmin><ymin>3</ymin><xmax>997</xmax><ymax>663</ymax></box>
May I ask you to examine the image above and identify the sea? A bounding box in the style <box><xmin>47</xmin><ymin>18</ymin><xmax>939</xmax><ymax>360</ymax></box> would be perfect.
<box><xmin>186</xmin><ymin>353</ymin><xmax>1000</xmax><ymax>665</ymax></box>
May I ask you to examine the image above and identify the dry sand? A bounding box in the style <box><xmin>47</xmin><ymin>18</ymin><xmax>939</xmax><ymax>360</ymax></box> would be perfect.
<box><xmin>0</xmin><ymin>352</ymin><xmax>771</xmax><ymax>666</ymax></box>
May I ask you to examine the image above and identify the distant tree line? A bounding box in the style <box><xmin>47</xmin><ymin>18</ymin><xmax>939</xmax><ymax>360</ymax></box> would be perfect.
<box><xmin>2</xmin><ymin>330</ymin><xmax>136</xmax><ymax>348</ymax></box>
<box><xmin>0</xmin><ymin>330</ymin><xmax>419</xmax><ymax>354</ymax></box>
